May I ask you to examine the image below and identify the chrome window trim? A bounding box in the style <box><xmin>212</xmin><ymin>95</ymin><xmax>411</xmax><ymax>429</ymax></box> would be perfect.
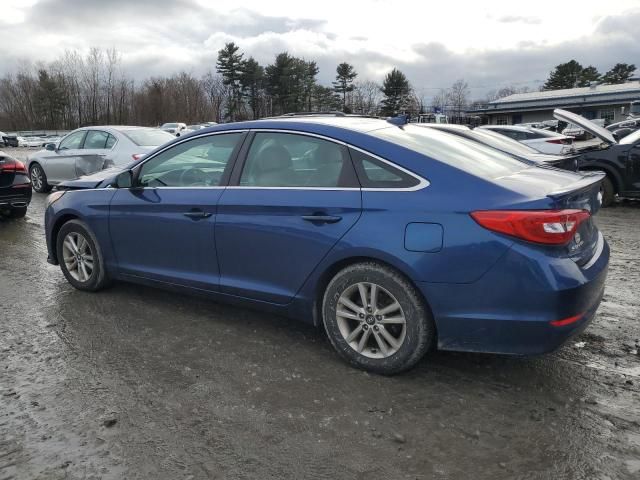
<box><xmin>131</xmin><ymin>128</ymin><xmax>430</xmax><ymax>192</ymax></box>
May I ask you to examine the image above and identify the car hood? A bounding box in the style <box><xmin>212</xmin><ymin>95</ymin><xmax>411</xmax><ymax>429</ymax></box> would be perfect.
<box><xmin>554</xmin><ymin>108</ymin><xmax>616</xmax><ymax>145</ymax></box>
<box><xmin>58</xmin><ymin>166</ymin><xmax>125</xmax><ymax>189</ymax></box>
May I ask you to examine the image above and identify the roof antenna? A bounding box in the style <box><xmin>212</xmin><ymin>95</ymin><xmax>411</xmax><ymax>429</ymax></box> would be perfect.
<box><xmin>386</xmin><ymin>114</ymin><xmax>409</xmax><ymax>126</ymax></box>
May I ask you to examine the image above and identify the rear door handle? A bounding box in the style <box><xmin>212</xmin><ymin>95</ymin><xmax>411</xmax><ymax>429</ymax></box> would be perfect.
<box><xmin>183</xmin><ymin>210</ymin><xmax>212</xmax><ymax>220</ymax></box>
<box><xmin>301</xmin><ymin>214</ymin><xmax>342</xmax><ymax>224</ymax></box>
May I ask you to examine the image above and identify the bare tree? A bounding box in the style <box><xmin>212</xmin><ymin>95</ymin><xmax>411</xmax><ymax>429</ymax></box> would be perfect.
<box><xmin>447</xmin><ymin>79</ymin><xmax>470</xmax><ymax>116</ymax></box>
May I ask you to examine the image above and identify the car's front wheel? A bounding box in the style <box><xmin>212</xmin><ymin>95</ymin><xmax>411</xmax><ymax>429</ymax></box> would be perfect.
<box><xmin>29</xmin><ymin>163</ymin><xmax>52</xmax><ymax>193</ymax></box>
<box><xmin>56</xmin><ymin>220</ymin><xmax>109</xmax><ymax>291</ymax></box>
<box><xmin>600</xmin><ymin>176</ymin><xmax>615</xmax><ymax>207</ymax></box>
<box><xmin>322</xmin><ymin>262</ymin><xmax>435</xmax><ymax>375</ymax></box>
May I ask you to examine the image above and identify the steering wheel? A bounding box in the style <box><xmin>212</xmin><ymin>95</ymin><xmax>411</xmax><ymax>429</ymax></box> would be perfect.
<box><xmin>178</xmin><ymin>167</ymin><xmax>208</xmax><ymax>186</ymax></box>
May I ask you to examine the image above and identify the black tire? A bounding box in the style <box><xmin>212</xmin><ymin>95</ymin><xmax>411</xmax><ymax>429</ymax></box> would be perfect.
<box><xmin>322</xmin><ymin>262</ymin><xmax>435</xmax><ymax>375</ymax></box>
<box><xmin>56</xmin><ymin>219</ymin><xmax>110</xmax><ymax>291</ymax></box>
<box><xmin>8</xmin><ymin>206</ymin><xmax>27</xmax><ymax>218</ymax></box>
<box><xmin>601</xmin><ymin>176</ymin><xmax>615</xmax><ymax>208</ymax></box>
<box><xmin>29</xmin><ymin>163</ymin><xmax>52</xmax><ymax>193</ymax></box>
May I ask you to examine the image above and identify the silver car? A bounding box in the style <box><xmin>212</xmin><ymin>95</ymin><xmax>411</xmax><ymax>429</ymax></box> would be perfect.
<box><xmin>26</xmin><ymin>126</ymin><xmax>175</xmax><ymax>193</ymax></box>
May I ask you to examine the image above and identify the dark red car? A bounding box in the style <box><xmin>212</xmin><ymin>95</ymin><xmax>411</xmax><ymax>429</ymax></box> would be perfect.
<box><xmin>0</xmin><ymin>151</ymin><xmax>31</xmax><ymax>218</ymax></box>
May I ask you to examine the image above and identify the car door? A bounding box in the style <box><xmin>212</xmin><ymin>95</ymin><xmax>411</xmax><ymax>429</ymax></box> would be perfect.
<box><xmin>45</xmin><ymin>130</ymin><xmax>87</xmax><ymax>183</ymax></box>
<box><xmin>215</xmin><ymin>131</ymin><xmax>362</xmax><ymax>304</ymax></box>
<box><xmin>76</xmin><ymin>130</ymin><xmax>116</xmax><ymax>176</ymax></box>
<box><xmin>108</xmin><ymin>131</ymin><xmax>246</xmax><ymax>290</ymax></box>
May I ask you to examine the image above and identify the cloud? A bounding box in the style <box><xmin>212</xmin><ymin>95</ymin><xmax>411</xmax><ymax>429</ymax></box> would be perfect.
<box><xmin>0</xmin><ymin>1</ymin><xmax>639</xmax><ymax>101</ymax></box>
<box><xmin>496</xmin><ymin>15</ymin><xmax>541</xmax><ymax>25</ymax></box>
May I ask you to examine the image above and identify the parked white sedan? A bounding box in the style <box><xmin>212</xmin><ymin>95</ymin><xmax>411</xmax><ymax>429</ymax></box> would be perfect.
<box><xmin>478</xmin><ymin>125</ymin><xmax>574</xmax><ymax>155</ymax></box>
<box><xmin>26</xmin><ymin>126</ymin><xmax>175</xmax><ymax>193</ymax></box>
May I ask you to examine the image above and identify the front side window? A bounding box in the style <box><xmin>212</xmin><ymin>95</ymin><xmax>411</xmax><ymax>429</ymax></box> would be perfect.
<box><xmin>138</xmin><ymin>133</ymin><xmax>243</xmax><ymax>187</ymax></box>
<box><xmin>58</xmin><ymin>131</ymin><xmax>86</xmax><ymax>150</ymax></box>
<box><xmin>240</xmin><ymin>132</ymin><xmax>353</xmax><ymax>188</ymax></box>
<box><xmin>83</xmin><ymin>130</ymin><xmax>110</xmax><ymax>149</ymax></box>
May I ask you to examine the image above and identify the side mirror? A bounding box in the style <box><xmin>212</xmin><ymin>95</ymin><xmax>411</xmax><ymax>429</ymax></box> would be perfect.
<box><xmin>45</xmin><ymin>143</ymin><xmax>56</xmax><ymax>151</ymax></box>
<box><xmin>114</xmin><ymin>170</ymin><xmax>133</xmax><ymax>188</ymax></box>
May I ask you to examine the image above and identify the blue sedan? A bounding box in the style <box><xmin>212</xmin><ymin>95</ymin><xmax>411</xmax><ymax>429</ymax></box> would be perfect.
<box><xmin>44</xmin><ymin>116</ymin><xmax>609</xmax><ymax>374</ymax></box>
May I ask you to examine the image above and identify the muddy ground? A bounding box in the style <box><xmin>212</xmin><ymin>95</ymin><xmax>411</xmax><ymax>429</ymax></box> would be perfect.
<box><xmin>1</xmin><ymin>148</ymin><xmax>639</xmax><ymax>479</ymax></box>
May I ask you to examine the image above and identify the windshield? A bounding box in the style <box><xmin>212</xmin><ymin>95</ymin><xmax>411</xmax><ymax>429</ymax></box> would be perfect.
<box><xmin>467</xmin><ymin>129</ymin><xmax>539</xmax><ymax>155</ymax></box>
<box><xmin>121</xmin><ymin>128</ymin><xmax>175</xmax><ymax>146</ymax></box>
<box><xmin>619</xmin><ymin>128</ymin><xmax>640</xmax><ymax>145</ymax></box>
<box><xmin>370</xmin><ymin>125</ymin><xmax>530</xmax><ymax>178</ymax></box>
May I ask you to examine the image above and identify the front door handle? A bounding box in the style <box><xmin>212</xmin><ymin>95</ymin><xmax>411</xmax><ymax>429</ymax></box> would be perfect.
<box><xmin>183</xmin><ymin>210</ymin><xmax>212</xmax><ymax>220</ymax></box>
<box><xmin>301</xmin><ymin>214</ymin><xmax>342</xmax><ymax>224</ymax></box>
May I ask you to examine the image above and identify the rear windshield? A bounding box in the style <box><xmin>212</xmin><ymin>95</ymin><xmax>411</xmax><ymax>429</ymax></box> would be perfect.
<box><xmin>121</xmin><ymin>129</ymin><xmax>175</xmax><ymax>146</ymax></box>
<box><xmin>370</xmin><ymin>125</ymin><xmax>529</xmax><ymax>178</ymax></box>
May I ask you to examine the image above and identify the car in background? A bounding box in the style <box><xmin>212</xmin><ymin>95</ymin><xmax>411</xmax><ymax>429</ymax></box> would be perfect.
<box><xmin>419</xmin><ymin>124</ymin><xmax>578</xmax><ymax>171</ymax></box>
<box><xmin>183</xmin><ymin>124</ymin><xmax>207</xmax><ymax>135</ymax></box>
<box><xmin>605</xmin><ymin>118</ymin><xmax>640</xmax><ymax>141</ymax></box>
<box><xmin>23</xmin><ymin>137</ymin><xmax>45</xmax><ymax>148</ymax></box>
<box><xmin>1</xmin><ymin>135</ymin><xmax>19</xmax><ymax>147</ymax></box>
<box><xmin>0</xmin><ymin>151</ymin><xmax>31</xmax><ymax>218</ymax></box>
<box><xmin>161</xmin><ymin>122</ymin><xmax>187</xmax><ymax>136</ymax></box>
<box><xmin>26</xmin><ymin>126</ymin><xmax>175</xmax><ymax>193</ymax></box>
<box><xmin>554</xmin><ymin>108</ymin><xmax>640</xmax><ymax>206</ymax></box>
<box><xmin>43</xmin><ymin>116</ymin><xmax>608</xmax><ymax>374</ymax></box>
<box><xmin>479</xmin><ymin>125</ymin><xmax>574</xmax><ymax>155</ymax></box>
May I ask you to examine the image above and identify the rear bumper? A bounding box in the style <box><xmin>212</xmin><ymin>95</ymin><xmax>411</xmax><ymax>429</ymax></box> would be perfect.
<box><xmin>419</xmin><ymin>238</ymin><xmax>609</xmax><ymax>355</ymax></box>
<box><xmin>0</xmin><ymin>185</ymin><xmax>32</xmax><ymax>210</ymax></box>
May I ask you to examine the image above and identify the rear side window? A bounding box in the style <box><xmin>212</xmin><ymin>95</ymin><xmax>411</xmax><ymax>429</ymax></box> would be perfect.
<box><xmin>349</xmin><ymin>148</ymin><xmax>419</xmax><ymax>189</ymax></box>
<box><xmin>122</xmin><ymin>129</ymin><xmax>175</xmax><ymax>146</ymax></box>
<box><xmin>83</xmin><ymin>130</ymin><xmax>109</xmax><ymax>149</ymax></box>
<box><xmin>240</xmin><ymin>132</ymin><xmax>356</xmax><ymax>188</ymax></box>
<box><xmin>370</xmin><ymin>125</ymin><xmax>528</xmax><ymax>179</ymax></box>
<box><xmin>105</xmin><ymin>134</ymin><xmax>117</xmax><ymax>149</ymax></box>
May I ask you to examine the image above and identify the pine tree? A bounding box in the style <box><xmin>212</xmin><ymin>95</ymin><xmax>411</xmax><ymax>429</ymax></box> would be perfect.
<box><xmin>216</xmin><ymin>42</ymin><xmax>244</xmax><ymax>120</ymax></box>
<box><xmin>332</xmin><ymin>63</ymin><xmax>357</xmax><ymax>112</ymax></box>
<box><xmin>240</xmin><ymin>57</ymin><xmax>264</xmax><ymax>119</ymax></box>
<box><xmin>543</xmin><ymin>60</ymin><xmax>585</xmax><ymax>90</ymax></box>
<box><xmin>579</xmin><ymin>66</ymin><xmax>601</xmax><ymax>86</ymax></box>
<box><xmin>380</xmin><ymin>68</ymin><xmax>410</xmax><ymax>116</ymax></box>
<box><xmin>602</xmin><ymin>63</ymin><xmax>637</xmax><ymax>84</ymax></box>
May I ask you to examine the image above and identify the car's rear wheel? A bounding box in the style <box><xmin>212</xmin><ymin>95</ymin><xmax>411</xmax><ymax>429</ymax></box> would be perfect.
<box><xmin>322</xmin><ymin>262</ymin><xmax>435</xmax><ymax>375</ymax></box>
<box><xmin>600</xmin><ymin>176</ymin><xmax>615</xmax><ymax>207</ymax></box>
<box><xmin>29</xmin><ymin>163</ymin><xmax>52</xmax><ymax>193</ymax></box>
<box><xmin>56</xmin><ymin>220</ymin><xmax>109</xmax><ymax>291</ymax></box>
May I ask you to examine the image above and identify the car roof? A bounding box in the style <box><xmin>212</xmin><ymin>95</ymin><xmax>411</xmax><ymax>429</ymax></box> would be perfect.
<box><xmin>481</xmin><ymin>125</ymin><xmax>533</xmax><ymax>133</ymax></box>
<box><xmin>200</xmin><ymin>116</ymin><xmax>394</xmax><ymax>135</ymax></box>
<box><xmin>417</xmin><ymin>123</ymin><xmax>471</xmax><ymax>132</ymax></box>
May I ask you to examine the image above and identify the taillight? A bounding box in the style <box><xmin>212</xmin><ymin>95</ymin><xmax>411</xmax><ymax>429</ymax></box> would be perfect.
<box><xmin>546</xmin><ymin>139</ymin><xmax>564</xmax><ymax>144</ymax></box>
<box><xmin>132</xmin><ymin>153</ymin><xmax>143</xmax><ymax>161</ymax></box>
<box><xmin>0</xmin><ymin>158</ymin><xmax>27</xmax><ymax>173</ymax></box>
<box><xmin>471</xmin><ymin>209</ymin><xmax>590</xmax><ymax>245</ymax></box>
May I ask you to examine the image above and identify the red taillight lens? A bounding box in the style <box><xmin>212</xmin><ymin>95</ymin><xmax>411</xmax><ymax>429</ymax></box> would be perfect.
<box><xmin>0</xmin><ymin>159</ymin><xmax>27</xmax><ymax>173</ymax></box>
<box><xmin>471</xmin><ymin>209</ymin><xmax>590</xmax><ymax>245</ymax></box>
<box><xmin>132</xmin><ymin>153</ymin><xmax>143</xmax><ymax>161</ymax></box>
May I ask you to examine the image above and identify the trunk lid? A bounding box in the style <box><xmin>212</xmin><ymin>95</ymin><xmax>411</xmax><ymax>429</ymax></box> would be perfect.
<box><xmin>554</xmin><ymin>108</ymin><xmax>616</xmax><ymax>145</ymax></box>
<box><xmin>495</xmin><ymin>168</ymin><xmax>604</xmax><ymax>266</ymax></box>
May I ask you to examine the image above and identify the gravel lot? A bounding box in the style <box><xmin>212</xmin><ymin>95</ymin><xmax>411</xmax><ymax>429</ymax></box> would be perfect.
<box><xmin>1</xmin><ymin>147</ymin><xmax>639</xmax><ymax>479</ymax></box>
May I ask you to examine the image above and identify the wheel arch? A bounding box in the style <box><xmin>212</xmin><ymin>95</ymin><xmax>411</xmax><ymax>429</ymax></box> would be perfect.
<box><xmin>50</xmin><ymin>213</ymin><xmax>80</xmax><ymax>264</ymax></box>
<box><xmin>311</xmin><ymin>255</ymin><xmax>436</xmax><ymax>339</ymax></box>
<box><xmin>579</xmin><ymin>164</ymin><xmax>622</xmax><ymax>193</ymax></box>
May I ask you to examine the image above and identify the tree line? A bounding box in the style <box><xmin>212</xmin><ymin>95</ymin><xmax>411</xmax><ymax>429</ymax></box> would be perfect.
<box><xmin>0</xmin><ymin>44</ymin><xmax>636</xmax><ymax>131</ymax></box>
<box><xmin>0</xmin><ymin>44</ymin><xmax>423</xmax><ymax>131</ymax></box>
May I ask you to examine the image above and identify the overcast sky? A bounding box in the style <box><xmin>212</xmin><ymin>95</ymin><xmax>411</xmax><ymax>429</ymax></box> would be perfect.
<box><xmin>1</xmin><ymin>0</ymin><xmax>639</xmax><ymax>99</ymax></box>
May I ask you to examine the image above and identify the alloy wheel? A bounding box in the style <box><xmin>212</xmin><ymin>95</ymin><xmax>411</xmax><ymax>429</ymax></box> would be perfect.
<box><xmin>30</xmin><ymin>166</ymin><xmax>43</xmax><ymax>190</ymax></box>
<box><xmin>62</xmin><ymin>232</ymin><xmax>94</xmax><ymax>282</ymax></box>
<box><xmin>336</xmin><ymin>282</ymin><xmax>407</xmax><ymax>359</ymax></box>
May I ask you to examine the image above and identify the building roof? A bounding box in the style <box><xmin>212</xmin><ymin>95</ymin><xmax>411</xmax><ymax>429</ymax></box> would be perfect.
<box><xmin>471</xmin><ymin>81</ymin><xmax>640</xmax><ymax>114</ymax></box>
